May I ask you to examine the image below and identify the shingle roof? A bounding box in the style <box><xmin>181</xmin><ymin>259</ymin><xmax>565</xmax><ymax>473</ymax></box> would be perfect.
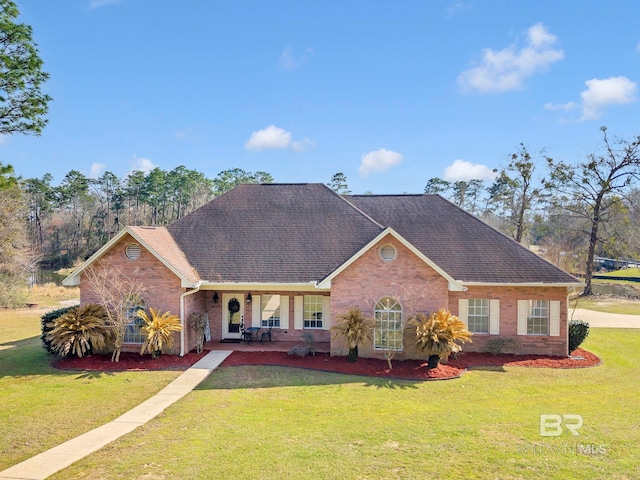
<box><xmin>167</xmin><ymin>183</ymin><xmax>384</xmax><ymax>283</ymax></box>
<box><xmin>345</xmin><ymin>194</ymin><xmax>578</xmax><ymax>284</ymax></box>
<box><xmin>128</xmin><ymin>226</ymin><xmax>200</xmax><ymax>285</ymax></box>
<box><xmin>163</xmin><ymin>183</ymin><xmax>578</xmax><ymax>285</ymax></box>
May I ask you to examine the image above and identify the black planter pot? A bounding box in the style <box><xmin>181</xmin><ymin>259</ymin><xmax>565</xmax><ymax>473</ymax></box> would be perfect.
<box><xmin>427</xmin><ymin>354</ymin><xmax>440</xmax><ymax>369</ymax></box>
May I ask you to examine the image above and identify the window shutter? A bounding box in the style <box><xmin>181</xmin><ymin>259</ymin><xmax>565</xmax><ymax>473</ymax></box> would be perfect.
<box><xmin>517</xmin><ymin>300</ymin><xmax>528</xmax><ymax>335</ymax></box>
<box><xmin>280</xmin><ymin>296</ymin><xmax>289</xmax><ymax>329</ymax></box>
<box><xmin>549</xmin><ymin>300</ymin><xmax>560</xmax><ymax>336</ymax></box>
<box><xmin>294</xmin><ymin>296</ymin><xmax>304</xmax><ymax>330</ymax></box>
<box><xmin>458</xmin><ymin>299</ymin><xmax>469</xmax><ymax>328</ymax></box>
<box><xmin>252</xmin><ymin>295</ymin><xmax>261</xmax><ymax>327</ymax></box>
<box><xmin>322</xmin><ymin>296</ymin><xmax>331</xmax><ymax>330</ymax></box>
<box><xmin>489</xmin><ymin>299</ymin><xmax>500</xmax><ymax>335</ymax></box>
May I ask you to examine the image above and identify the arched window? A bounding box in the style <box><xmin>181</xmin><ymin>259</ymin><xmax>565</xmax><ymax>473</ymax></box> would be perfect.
<box><xmin>374</xmin><ymin>296</ymin><xmax>403</xmax><ymax>351</ymax></box>
<box><xmin>123</xmin><ymin>296</ymin><xmax>146</xmax><ymax>344</ymax></box>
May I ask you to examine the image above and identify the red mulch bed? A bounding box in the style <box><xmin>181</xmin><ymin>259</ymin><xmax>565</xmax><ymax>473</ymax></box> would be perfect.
<box><xmin>221</xmin><ymin>348</ymin><xmax>600</xmax><ymax>381</ymax></box>
<box><xmin>53</xmin><ymin>348</ymin><xmax>600</xmax><ymax>380</ymax></box>
<box><xmin>54</xmin><ymin>351</ymin><xmax>209</xmax><ymax>371</ymax></box>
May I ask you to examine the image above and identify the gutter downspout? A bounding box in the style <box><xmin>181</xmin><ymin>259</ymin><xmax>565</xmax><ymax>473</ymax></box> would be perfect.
<box><xmin>180</xmin><ymin>282</ymin><xmax>202</xmax><ymax>357</ymax></box>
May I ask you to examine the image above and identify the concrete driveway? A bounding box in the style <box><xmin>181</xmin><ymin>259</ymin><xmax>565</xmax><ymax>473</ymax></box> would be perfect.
<box><xmin>572</xmin><ymin>309</ymin><xmax>640</xmax><ymax>328</ymax></box>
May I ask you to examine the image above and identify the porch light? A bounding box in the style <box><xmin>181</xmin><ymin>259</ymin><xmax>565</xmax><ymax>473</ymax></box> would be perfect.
<box><xmin>246</xmin><ymin>293</ymin><xmax>252</xmax><ymax>304</ymax></box>
<box><xmin>212</xmin><ymin>292</ymin><xmax>219</xmax><ymax>304</ymax></box>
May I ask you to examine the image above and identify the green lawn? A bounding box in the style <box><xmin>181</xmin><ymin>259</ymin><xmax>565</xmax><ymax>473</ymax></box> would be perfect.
<box><xmin>3</xmin><ymin>304</ymin><xmax>639</xmax><ymax>479</ymax></box>
<box><xmin>50</xmin><ymin>329</ymin><xmax>640</xmax><ymax>479</ymax></box>
<box><xmin>0</xmin><ymin>307</ymin><xmax>183</xmax><ymax>470</ymax></box>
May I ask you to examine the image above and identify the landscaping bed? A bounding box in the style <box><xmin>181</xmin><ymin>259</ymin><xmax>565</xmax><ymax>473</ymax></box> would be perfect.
<box><xmin>53</xmin><ymin>348</ymin><xmax>600</xmax><ymax>380</ymax></box>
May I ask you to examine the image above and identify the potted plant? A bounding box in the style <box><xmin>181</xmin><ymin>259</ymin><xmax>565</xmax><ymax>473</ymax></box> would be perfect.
<box><xmin>406</xmin><ymin>308</ymin><xmax>472</xmax><ymax>368</ymax></box>
<box><xmin>138</xmin><ymin>307</ymin><xmax>182</xmax><ymax>358</ymax></box>
<box><xmin>330</xmin><ymin>306</ymin><xmax>374</xmax><ymax>362</ymax></box>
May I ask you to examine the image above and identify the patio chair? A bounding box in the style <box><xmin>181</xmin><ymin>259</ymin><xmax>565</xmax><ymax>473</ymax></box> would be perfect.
<box><xmin>240</xmin><ymin>323</ymin><xmax>253</xmax><ymax>343</ymax></box>
<box><xmin>260</xmin><ymin>320</ymin><xmax>274</xmax><ymax>343</ymax></box>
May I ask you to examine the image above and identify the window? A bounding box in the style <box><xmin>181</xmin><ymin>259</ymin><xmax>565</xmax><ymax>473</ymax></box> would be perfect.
<box><xmin>374</xmin><ymin>297</ymin><xmax>403</xmax><ymax>351</ymax></box>
<box><xmin>260</xmin><ymin>294</ymin><xmax>281</xmax><ymax>328</ymax></box>
<box><xmin>123</xmin><ymin>296</ymin><xmax>145</xmax><ymax>344</ymax></box>
<box><xmin>125</xmin><ymin>243</ymin><xmax>141</xmax><ymax>260</ymax></box>
<box><xmin>380</xmin><ymin>245</ymin><xmax>397</xmax><ymax>262</ymax></box>
<box><xmin>304</xmin><ymin>295</ymin><xmax>324</xmax><ymax>329</ymax></box>
<box><xmin>468</xmin><ymin>299</ymin><xmax>489</xmax><ymax>334</ymax></box>
<box><xmin>527</xmin><ymin>300</ymin><xmax>549</xmax><ymax>335</ymax></box>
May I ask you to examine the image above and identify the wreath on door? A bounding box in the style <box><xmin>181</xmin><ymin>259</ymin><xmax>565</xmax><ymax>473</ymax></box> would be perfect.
<box><xmin>228</xmin><ymin>298</ymin><xmax>240</xmax><ymax>314</ymax></box>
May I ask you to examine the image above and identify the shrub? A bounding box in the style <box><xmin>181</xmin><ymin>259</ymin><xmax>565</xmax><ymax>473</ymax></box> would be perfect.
<box><xmin>288</xmin><ymin>331</ymin><xmax>316</xmax><ymax>358</ymax></box>
<box><xmin>188</xmin><ymin>312</ymin><xmax>208</xmax><ymax>354</ymax></box>
<box><xmin>330</xmin><ymin>306</ymin><xmax>374</xmax><ymax>362</ymax></box>
<box><xmin>406</xmin><ymin>308</ymin><xmax>472</xmax><ymax>367</ymax></box>
<box><xmin>41</xmin><ymin>304</ymin><xmax>79</xmax><ymax>354</ymax></box>
<box><xmin>486</xmin><ymin>338</ymin><xmax>519</xmax><ymax>355</ymax></box>
<box><xmin>138</xmin><ymin>307</ymin><xmax>182</xmax><ymax>358</ymax></box>
<box><xmin>46</xmin><ymin>304</ymin><xmax>111</xmax><ymax>358</ymax></box>
<box><xmin>568</xmin><ymin>319</ymin><xmax>590</xmax><ymax>353</ymax></box>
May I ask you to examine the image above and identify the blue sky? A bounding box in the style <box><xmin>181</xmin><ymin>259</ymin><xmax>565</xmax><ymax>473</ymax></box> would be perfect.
<box><xmin>5</xmin><ymin>0</ymin><xmax>640</xmax><ymax>194</ymax></box>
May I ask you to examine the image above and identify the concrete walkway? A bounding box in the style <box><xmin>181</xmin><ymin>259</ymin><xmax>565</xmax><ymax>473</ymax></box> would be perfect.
<box><xmin>573</xmin><ymin>309</ymin><xmax>640</xmax><ymax>328</ymax></box>
<box><xmin>0</xmin><ymin>350</ymin><xmax>232</xmax><ymax>480</ymax></box>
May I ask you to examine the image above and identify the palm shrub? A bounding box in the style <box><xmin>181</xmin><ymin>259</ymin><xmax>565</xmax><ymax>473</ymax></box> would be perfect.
<box><xmin>46</xmin><ymin>304</ymin><xmax>111</xmax><ymax>358</ymax></box>
<box><xmin>330</xmin><ymin>306</ymin><xmax>374</xmax><ymax>362</ymax></box>
<box><xmin>138</xmin><ymin>307</ymin><xmax>182</xmax><ymax>358</ymax></box>
<box><xmin>188</xmin><ymin>312</ymin><xmax>208</xmax><ymax>353</ymax></box>
<box><xmin>41</xmin><ymin>304</ymin><xmax>78</xmax><ymax>354</ymax></box>
<box><xmin>568</xmin><ymin>319</ymin><xmax>590</xmax><ymax>353</ymax></box>
<box><xmin>406</xmin><ymin>308</ymin><xmax>472</xmax><ymax>368</ymax></box>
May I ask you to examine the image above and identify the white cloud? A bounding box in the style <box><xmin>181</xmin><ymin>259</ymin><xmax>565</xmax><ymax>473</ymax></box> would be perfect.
<box><xmin>244</xmin><ymin>125</ymin><xmax>314</xmax><ymax>153</ymax></box>
<box><xmin>279</xmin><ymin>47</ymin><xmax>314</xmax><ymax>71</ymax></box>
<box><xmin>443</xmin><ymin>159</ymin><xmax>496</xmax><ymax>182</ymax></box>
<box><xmin>358</xmin><ymin>149</ymin><xmax>403</xmax><ymax>177</ymax></box>
<box><xmin>89</xmin><ymin>162</ymin><xmax>106</xmax><ymax>178</ymax></box>
<box><xmin>290</xmin><ymin>138</ymin><xmax>315</xmax><ymax>153</ymax></box>
<box><xmin>130</xmin><ymin>156</ymin><xmax>157</xmax><ymax>173</ymax></box>
<box><xmin>245</xmin><ymin>125</ymin><xmax>292</xmax><ymax>151</ymax></box>
<box><xmin>458</xmin><ymin>22</ymin><xmax>564</xmax><ymax>93</ymax></box>
<box><xmin>579</xmin><ymin>76</ymin><xmax>637</xmax><ymax>121</ymax></box>
<box><xmin>544</xmin><ymin>101</ymin><xmax>577</xmax><ymax>112</ymax></box>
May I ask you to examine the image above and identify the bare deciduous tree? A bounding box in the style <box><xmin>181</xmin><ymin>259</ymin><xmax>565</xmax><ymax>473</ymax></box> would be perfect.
<box><xmin>83</xmin><ymin>261</ymin><xmax>145</xmax><ymax>362</ymax></box>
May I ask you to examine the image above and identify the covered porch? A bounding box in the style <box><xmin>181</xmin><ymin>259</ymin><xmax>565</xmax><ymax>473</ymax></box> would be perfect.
<box><xmin>204</xmin><ymin>339</ymin><xmax>331</xmax><ymax>353</ymax></box>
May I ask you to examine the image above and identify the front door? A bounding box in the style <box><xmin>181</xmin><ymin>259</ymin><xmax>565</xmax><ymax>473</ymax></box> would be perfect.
<box><xmin>222</xmin><ymin>294</ymin><xmax>244</xmax><ymax>339</ymax></box>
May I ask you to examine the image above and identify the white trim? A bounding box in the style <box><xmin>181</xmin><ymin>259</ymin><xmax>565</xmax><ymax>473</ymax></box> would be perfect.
<box><xmin>294</xmin><ymin>296</ymin><xmax>304</xmax><ymax>330</ymax></box>
<box><xmin>458</xmin><ymin>299</ymin><xmax>469</xmax><ymax>328</ymax></box>
<box><xmin>179</xmin><ymin>282</ymin><xmax>201</xmax><ymax>357</ymax></box>
<box><xmin>316</xmin><ymin>227</ymin><xmax>466</xmax><ymax>291</ymax></box>
<box><xmin>549</xmin><ymin>300</ymin><xmax>560</xmax><ymax>336</ymax></box>
<box><xmin>461</xmin><ymin>282</ymin><xmax>583</xmax><ymax>288</ymax></box>
<box><xmin>199</xmin><ymin>281</ymin><xmax>329</xmax><ymax>292</ymax></box>
<box><xmin>281</xmin><ymin>296</ymin><xmax>290</xmax><ymax>330</ymax></box>
<box><xmin>62</xmin><ymin>227</ymin><xmax>199</xmax><ymax>288</ymax></box>
<box><xmin>252</xmin><ymin>295</ymin><xmax>261</xmax><ymax>328</ymax></box>
<box><xmin>489</xmin><ymin>299</ymin><xmax>500</xmax><ymax>335</ymax></box>
<box><xmin>517</xmin><ymin>300</ymin><xmax>528</xmax><ymax>335</ymax></box>
<box><xmin>322</xmin><ymin>296</ymin><xmax>331</xmax><ymax>330</ymax></box>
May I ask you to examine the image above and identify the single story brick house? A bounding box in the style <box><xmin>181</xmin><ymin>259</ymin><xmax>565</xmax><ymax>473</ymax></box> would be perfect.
<box><xmin>64</xmin><ymin>183</ymin><xmax>581</xmax><ymax>359</ymax></box>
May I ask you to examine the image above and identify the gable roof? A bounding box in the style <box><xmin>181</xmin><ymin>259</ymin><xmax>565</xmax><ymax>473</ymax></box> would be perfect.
<box><xmin>63</xmin><ymin>226</ymin><xmax>199</xmax><ymax>287</ymax></box>
<box><xmin>344</xmin><ymin>194</ymin><xmax>579</xmax><ymax>285</ymax></box>
<box><xmin>66</xmin><ymin>184</ymin><xmax>580</xmax><ymax>289</ymax></box>
<box><xmin>167</xmin><ymin>183</ymin><xmax>384</xmax><ymax>283</ymax></box>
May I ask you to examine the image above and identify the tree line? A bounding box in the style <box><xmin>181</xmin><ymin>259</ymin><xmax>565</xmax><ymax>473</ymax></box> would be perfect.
<box><xmin>424</xmin><ymin>128</ymin><xmax>640</xmax><ymax>295</ymax></box>
<box><xmin>20</xmin><ymin>166</ymin><xmax>273</xmax><ymax>267</ymax></box>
